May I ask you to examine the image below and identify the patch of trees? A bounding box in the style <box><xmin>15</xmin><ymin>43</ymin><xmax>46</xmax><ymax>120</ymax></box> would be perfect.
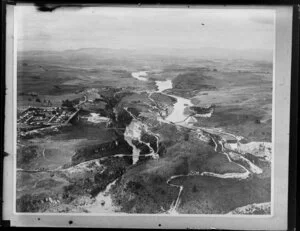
<box><xmin>17</xmin><ymin>146</ymin><xmax>38</xmax><ymax>166</ymax></box>
<box><xmin>115</xmin><ymin>109</ymin><xmax>133</xmax><ymax>127</ymax></box>
<box><xmin>61</xmin><ymin>99</ymin><xmax>74</xmax><ymax>108</ymax></box>
<box><xmin>127</xmin><ymin>107</ymin><xmax>140</xmax><ymax>117</ymax></box>
<box><xmin>62</xmin><ymin>179</ymin><xmax>90</xmax><ymax>201</ymax></box>
<box><xmin>173</xmin><ymin>157</ymin><xmax>189</xmax><ymax>175</ymax></box>
<box><xmin>184</xmin><ymin>133</ymin><xmax>189</xmax><ymax>141</ymax></box>
<box><xmin>132</xmin><ymin>140</ymin><xmax>150</xmax><ymax>154</ymax></box>
<box><xmin>152</xmin><ymin>175</ymin><xmax>164</xmax><ymax>184</ymax></box>
<box><xmin>92</xmin><ymin>160</ymin><xmax>128</xmax><ymax>197</ymax></box>
<box><xmin>43</xmin><ymin>99</ymin><xmax>52</xmax><ymax>106</ymax></box>
<box><xmin>157</xmin><ymin>143</ymin><xmax>167</xmax><ymax>157</ymax></box>
<box><xmin>126</xmin><ymin>181</ymin><xmax>144</xmax><ymax>192</ymax></box>
<box><xmin>61</xmin><ymin>98</ymin><xmax>82</xmax><ymax>108</ymax></box>
<box><xmin>16</xmin><ymin>194</ymin><xmax>43</xmax><ymax>212</ymax></box>
<box><xmin>173</xmin><ymin>72</ymin><xmax>217</xmax><ymax>91</ymax></box>
<box><xmin>141</xmin><ymin>133</ymin><xmax>157</xmax><ymax>152</ymax></box>
<box><xmin>71</xmin><ymin>138</ymin><xmax>133</xmax><ymax>165</ymax></box>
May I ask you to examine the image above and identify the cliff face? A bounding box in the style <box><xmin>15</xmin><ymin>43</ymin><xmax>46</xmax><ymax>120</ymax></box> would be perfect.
<box><xmin>225</xmin><ymin>142</ymin><xmax>272</xmax><ymax>161</ymax></box>
<box><xmin>16</xmin><ymin>84</ymin><xmax>272</xmax><ymax>214</ymax></box>
<box><xmin>71</xmin><ymin>89</ymin><xmax>162</xmax><ymax>168</ymax></box>
<box><xmin>70</xmin><ymin>97</ymin><xmax>140</xmax><ymax>165</ymax></box>
<box><xmin>124</xmin><ymin>118</ymin><xmax>160</xmax><ymax>164</ymax></box>
<box><xmin>114</xmin><ymin>108</ymin><xmax>133</xmax><ymax>129</ymax></box>
<box><xmin>71</xmin><ymin>137</ymin><xmax>133</xmax><ymax>165</ymax></box>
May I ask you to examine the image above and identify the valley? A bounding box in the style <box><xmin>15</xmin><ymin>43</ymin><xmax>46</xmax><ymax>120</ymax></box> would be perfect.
<box><xmin>16</xmin><ymin>49</ymin><xmax>272</xmax><ymax>214</ymax></box>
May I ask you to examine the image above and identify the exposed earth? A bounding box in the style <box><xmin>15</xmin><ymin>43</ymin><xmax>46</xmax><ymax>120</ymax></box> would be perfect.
<box><xmin>16</xmin><ymin>49</ymin><xmax>272</xmax><ymax>214</ymax></box>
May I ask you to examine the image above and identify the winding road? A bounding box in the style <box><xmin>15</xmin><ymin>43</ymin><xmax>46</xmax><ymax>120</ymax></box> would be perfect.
<box><xmin>18</xmin><ymin>71</ymin><xmax>266</xmax><ymax>214</ymax></box>
<box><xmin>131</xmin><ymin>70</ymin><xmax>264</xmax><ymax>214</ymax></box>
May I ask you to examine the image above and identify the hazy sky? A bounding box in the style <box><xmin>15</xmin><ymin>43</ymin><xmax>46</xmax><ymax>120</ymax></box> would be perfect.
<box><xmin>16</xmin><ymin>5</ymin><xmax>275</xmax><ymax>52</ymax></box>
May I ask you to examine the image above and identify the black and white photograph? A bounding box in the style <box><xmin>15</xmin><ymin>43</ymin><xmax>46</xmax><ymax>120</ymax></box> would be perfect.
<box><xmin>15</xmin><ymin>5</ymin><xmax>274</xmax><ymax>215</ymax></box>
<box><xmin>2</xmin><ymin>3</ymin><xmax>295</xmax><ymax>229</ymax></box>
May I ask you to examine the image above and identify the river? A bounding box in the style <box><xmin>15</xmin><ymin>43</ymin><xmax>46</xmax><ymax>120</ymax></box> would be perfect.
<box><xmin>165</xmin><ymin>95</ymin><xmax>193</xmax><ymax>124</ymax></box>
<box><xmin>18</xmin><ymin>70</ymin><xmax>266</xmax><ymax>214</ymax></box>
<box><xmin>132</xmin><ymin>71</ymin><xmax>194</xmax><ymax>125</ymax></box>
<box><xmin>130</xmin><ymin>70</ymin><xmax>266</xmax><ymax>214</ymax></box>
<box><xmin>22</xmin><ymin>71</ymin><xmax>266</xmax><ymax>214</ymax></box>
<box><xmin>156</xmin><ymin>79</ymin><xmax>173</xmax><ymax>92</ymax></box>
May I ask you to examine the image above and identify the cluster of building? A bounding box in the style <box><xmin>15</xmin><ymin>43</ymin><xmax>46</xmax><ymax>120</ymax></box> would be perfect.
<box><xmin>17</xmin><ymin>107</ymin><xmax>75</xmax><ymax>126</ymax></box>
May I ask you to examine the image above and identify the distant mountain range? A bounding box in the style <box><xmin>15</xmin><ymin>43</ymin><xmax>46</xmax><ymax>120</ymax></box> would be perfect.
<box><xmin>19</xmin><ymin>47</ymin><xmax>273</xmax><ymax>62</ymax></box>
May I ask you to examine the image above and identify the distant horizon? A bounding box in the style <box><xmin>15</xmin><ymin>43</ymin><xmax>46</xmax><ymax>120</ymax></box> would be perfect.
<box><xmin>17</xmin><ymin>5</ymin><xmax>275</xmax><ymax>54</ymax></box>
<box><xmin>18</xmin><ymin>46</ymin><xmax>273</xmax><ymax>52</ymax></box>
<box><xmin>18</xmin><ymin>46</ymin><xmax>273</xmax><ymax>62</ymax></box>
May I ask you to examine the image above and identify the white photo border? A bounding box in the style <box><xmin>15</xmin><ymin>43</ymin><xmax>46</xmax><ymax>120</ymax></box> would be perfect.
<box><xmin>3</xmin><ymin>4</ymin><xmax>293</xmax><ymax>229</ymax></box>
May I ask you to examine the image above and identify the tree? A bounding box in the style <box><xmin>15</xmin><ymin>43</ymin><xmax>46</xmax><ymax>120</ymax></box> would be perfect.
<box><xmin>184</xmin><ymin>133</ymin><xmax>189</xmax><ymax>141</ymax></box>
<box><xmin>192</xmin><ymin>185</ymin><xmax>198</xmax><ymax>193</ymax></box>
